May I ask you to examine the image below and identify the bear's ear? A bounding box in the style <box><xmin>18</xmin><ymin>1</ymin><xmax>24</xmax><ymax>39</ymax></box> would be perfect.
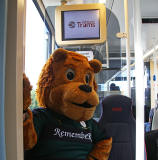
<box><xmin>53</xmin><ymin>48</ymin><xmax>68</xmax><ymax>62</ymax></box>
<box><xmin>89</xmin><ymin>59</ymin><xmax>102</xmax><ymax>73</ymax></box>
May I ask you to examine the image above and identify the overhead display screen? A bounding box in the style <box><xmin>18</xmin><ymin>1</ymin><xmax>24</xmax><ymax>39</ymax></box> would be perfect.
<box><xmin>62</xmin><ymin>10</ymin><xmax>100</xmax><ymax>40</ymax></box>
<box><xmin>55</xmin><ymin>3</ymin><xmax>106</xmax><ymax>46</ymax></box>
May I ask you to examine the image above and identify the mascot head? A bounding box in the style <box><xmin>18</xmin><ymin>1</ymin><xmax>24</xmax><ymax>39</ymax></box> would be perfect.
<box><xmin>36</xmin><ymin>48</ymin><xmax>102</xmax><ymax>121</ymax></box>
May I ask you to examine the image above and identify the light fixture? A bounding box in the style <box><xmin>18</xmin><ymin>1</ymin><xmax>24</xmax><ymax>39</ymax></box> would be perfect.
<box><xmin>99</xmin><ymin>0</ymin><xmax>106</xmax><ymax>4</ymax></box>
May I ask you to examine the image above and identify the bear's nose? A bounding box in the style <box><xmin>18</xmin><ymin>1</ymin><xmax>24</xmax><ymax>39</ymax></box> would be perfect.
<box><xmin>79</xmin><ymin>85</ymin><xmax>92</xmax><ymax>93</ymax></box>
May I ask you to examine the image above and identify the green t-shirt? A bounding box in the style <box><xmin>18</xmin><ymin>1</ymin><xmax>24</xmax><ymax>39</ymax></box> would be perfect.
<box><xmin>25</xmin><ymin>108</ymin><xmax>107</xmax><ymax>160</ymax></box>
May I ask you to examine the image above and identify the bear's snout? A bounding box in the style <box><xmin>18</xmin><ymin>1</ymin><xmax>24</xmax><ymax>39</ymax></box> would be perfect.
<box><xmin>79</xmin><ymin>85</ymin><xmax>92</xmax><ymax>93</ymax></box>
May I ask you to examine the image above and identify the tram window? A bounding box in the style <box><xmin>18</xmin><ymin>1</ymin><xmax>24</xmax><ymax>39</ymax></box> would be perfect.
<box><xmin>25</xmin><ymin>0</ymin><xmax>53</xmax><ymax>110</ymax></box>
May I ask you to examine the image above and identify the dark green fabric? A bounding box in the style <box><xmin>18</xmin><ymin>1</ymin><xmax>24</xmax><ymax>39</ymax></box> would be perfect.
<box><xmin>25</xmin><ymin>108</ymin><xmax>107</xmax><ymax>160</ymax></box>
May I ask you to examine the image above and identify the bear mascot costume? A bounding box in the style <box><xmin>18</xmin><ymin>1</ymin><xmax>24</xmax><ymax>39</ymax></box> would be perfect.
<box><xmin>23</xmin><ymin>48</ymin><xmax>112</xmax><ymax>160</ymax></box>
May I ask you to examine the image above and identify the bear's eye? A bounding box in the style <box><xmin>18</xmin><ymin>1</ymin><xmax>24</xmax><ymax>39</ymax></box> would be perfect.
<box><xmin>66</xmin><ymin>69</ymin><xmax>75</xmax><ymax>81</ymax></box>
<box><xmin>85</xmin><ymin>74</ymin><xmax>91</xmax><ymax>84</ymax></box>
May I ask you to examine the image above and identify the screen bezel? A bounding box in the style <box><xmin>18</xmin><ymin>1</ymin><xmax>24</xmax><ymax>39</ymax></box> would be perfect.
<box><xmin>55</xmin><ymin>3</ymin><xmax>106</xmax><ymax>46</ymax></box>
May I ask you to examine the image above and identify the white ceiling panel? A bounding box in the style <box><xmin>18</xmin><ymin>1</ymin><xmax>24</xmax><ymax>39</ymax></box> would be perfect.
<box><xmin>141</xmin><ymin>0</ymin><xmax>158</xmax><ymax>18</ymax></box>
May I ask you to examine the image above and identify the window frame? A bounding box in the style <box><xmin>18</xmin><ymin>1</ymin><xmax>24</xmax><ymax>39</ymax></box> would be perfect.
<box><xmin>32</xmin><ymin>0</ymin><xmax>55</xmax><ymax>56</ymax></box>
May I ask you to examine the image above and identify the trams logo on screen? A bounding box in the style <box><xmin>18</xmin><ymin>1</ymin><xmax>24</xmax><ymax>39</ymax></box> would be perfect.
<box><xmin>68</xmin><ymin>21</ymin><xmax>76</xmax><ymax>28</ymax></box>
<box><xmin>68</xmin><ymin>21</ymin><xmax>96</xmax><ymax>28</ymax></box>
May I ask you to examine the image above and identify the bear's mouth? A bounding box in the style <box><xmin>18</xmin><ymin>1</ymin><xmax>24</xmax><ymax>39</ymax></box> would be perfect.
<box><xmin>72</xmin><ymin>101</ymin><xmax>94</xmax><ymax>108</ymax></box>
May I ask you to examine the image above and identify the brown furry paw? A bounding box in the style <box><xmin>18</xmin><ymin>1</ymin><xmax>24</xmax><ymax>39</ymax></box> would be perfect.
<box><xmin>23</xmin><ymin>109</ymin><xmax>37</xmax><ymax>150</ymax></box>
<box><xmin>87</xmin><ymin>137</ymin><xmax>112</xmax><ymax>160</ymax></box>
<box><xmin>23</xmin><ymin>73</ymin><xmax>32</xmax><ymax>111</ymax></box>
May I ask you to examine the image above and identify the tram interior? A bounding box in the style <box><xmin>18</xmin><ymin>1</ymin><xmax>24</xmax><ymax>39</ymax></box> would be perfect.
<box><xmin>24</xmin><ymin>0</ymin><xmax>158</xmax><ymax>159</ymax></box>
<box><xmin>1</xmin><ymin>0</ymin><xmax>158</xmax><ymax>160</ymax></box>
<box><xmin>23</xmin><ymin>0</ymin><xmax>158</xmax><ymax>159</ymax></box>
<box><xmin>25</xmin><ymin>0</ymin><xmax>158</xmax><ymax>118</ymax></box>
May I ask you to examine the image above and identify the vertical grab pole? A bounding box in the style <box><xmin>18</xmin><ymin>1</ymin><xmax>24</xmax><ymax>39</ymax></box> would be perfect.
<box><xmin>106</xmin><ymin>41</ymin><xmax>109</xmax><ymax>68</ymax></box>
<box><xmin>133</xmin><ymin>0</ymin><xmax>145</xmax><ymax>160</ymax></box>
<box><xmin>124</xmin><ymin>0</ymin><xmax>131</xmax><ymax>97</ymax></box>
<box><xmin>153</xmin><ymin>50</ymin><xmax>158</xmax><ymax>107</ymax></box>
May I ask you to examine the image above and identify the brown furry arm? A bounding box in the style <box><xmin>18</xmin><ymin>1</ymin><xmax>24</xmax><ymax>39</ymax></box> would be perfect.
<box><xmin>23</xmin><ymin>109</ymin><xmax>37</xmax><ymax>150</ymax></box>
<box><xmin>87</xmin><ymin>138</ymin><xmax>112</xmax><ymax>160</ymax></box>
<box><xmin>23</xmin><ymin>73</ymin><xmax>37</xmax><ymax>150</ymax></box>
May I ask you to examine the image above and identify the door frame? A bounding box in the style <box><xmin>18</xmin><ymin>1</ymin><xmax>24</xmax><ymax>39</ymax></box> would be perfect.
<box><xmin>5</xmin><ymin>0</ymin><xmax>25</xmax><ymax>159</ymax></box>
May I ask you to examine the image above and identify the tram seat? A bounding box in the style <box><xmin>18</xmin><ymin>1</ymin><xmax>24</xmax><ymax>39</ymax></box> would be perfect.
<box><xmin>99</xmin><ymin>95</ymin><xmax>136</xmax><ymax>160</ymax></box>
